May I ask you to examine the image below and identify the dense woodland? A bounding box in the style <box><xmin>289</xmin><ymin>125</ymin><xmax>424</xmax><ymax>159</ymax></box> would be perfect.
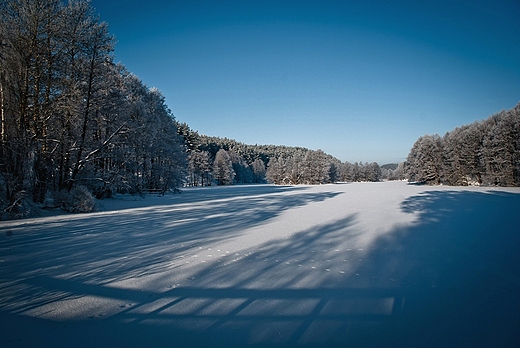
<box><xmin>0</xmin><ymin>0</ymin><xmax>187</xmax><ymax>218</ymax></box>
<box><xmin>0</xmin><ymin>0</ymin><xmax>518</xmax><ymax>220</ymax></box>
<box><xmin>406</xmin><ymin>103</ymin><xmax>520</xmax><ymax>186</ymax></box>
<box><xmin>176</xmin><ymin>124</ymin><xmax>389</xmax><ymax>186</ymax></box>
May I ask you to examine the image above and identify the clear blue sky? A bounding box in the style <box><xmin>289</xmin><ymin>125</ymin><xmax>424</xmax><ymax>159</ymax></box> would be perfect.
<box><xmin>90</xmin><ymin>0</ymin><xmax>520</xmax><ymax>164</ymax></box>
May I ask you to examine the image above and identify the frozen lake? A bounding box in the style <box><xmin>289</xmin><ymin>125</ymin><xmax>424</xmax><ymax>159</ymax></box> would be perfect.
<box><xmin>1</xmin><ymin>182</ymin><xmax>520</xmax><ymax>347</ymax></box>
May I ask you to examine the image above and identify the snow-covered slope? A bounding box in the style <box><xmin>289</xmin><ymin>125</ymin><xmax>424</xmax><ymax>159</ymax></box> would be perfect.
<box><xmin>1</xmin><ymin>182</ymin><xmax>520</xmax><ymax>347</ymax></box>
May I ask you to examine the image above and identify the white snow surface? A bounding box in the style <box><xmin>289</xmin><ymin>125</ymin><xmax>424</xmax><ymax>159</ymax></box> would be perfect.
<box><xmin>1</xmin><ymin>181</ymin><xmax>520</xmax><ymax>347</ymax></box>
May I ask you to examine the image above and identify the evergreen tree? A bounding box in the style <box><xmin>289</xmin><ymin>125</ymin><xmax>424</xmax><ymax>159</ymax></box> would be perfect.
<box><xmin>213</xmin><ymin>149</ymin><xmax>235</xmax><ymax>185</ymax></box>
<box><xmin>406</xmin><ymin>134</ymin><xmax>443</xmax><ymax>184</ymax></box>
<box><xmin>480</xmin><ymin>108</ymin><xmax>519</xmax><ymax>186</ymax></box>
<box><xmin>364</xmin><ymin>162</ymin><xmax>382</xmax><ymax>182</ymax></box>
<box><xmin>405</xmin><ymin>102</ymin><xmax>520</xmax><ymax>187</ymax></box>
<box><xmin>252</xmin><ymin>158</ymin><xmax>267</xmax><ymax>183</ymax></box>
<box><xmin>229</xmin><ymin>151</ymin><xmax>254</xmax><ymax>184</ymax></box>
<box><xmin>266</xmin><ymin>157</ymin><xmax>287</xmax><ymax>185</ymax></box>
<box><xmin>188</xmin><ymin>150</ymin><xmax>212</xmax><ymax>186</ymax></box>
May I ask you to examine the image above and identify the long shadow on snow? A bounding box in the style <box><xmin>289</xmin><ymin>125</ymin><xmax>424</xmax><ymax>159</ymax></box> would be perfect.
<box><xmin>365</xmin><ymin>189</ymin><xmax>520</xmax><ymax>347</ymax></box>
<box><xmin>154</xmin><ymin>189</ymin><xmax>520</xmax><ymax>347</ymax></box>
<box><xmin>180</xmin><ymin>189</ymin><xmax>520</xmax><ymax>347</ymax></box>
<box><xmin>2</xmin><ymin>188</ymin><xmax>520</xmax><ymax>347</ymax></box>
<box><xmin>97</xmin><ymin>184</ymin><xmax>304</xmax><ymax>210</ymax></box>
<box><xmin>0</xmin><ymin>186</ymin><xmax>341</xmax><ymax>313</ymax></box>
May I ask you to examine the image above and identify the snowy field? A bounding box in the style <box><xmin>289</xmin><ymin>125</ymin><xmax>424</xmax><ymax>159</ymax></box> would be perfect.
<box><xmin>1</xmin><ymin>181</ymin><xmax>520</xmax><ymax>347</ymax></box>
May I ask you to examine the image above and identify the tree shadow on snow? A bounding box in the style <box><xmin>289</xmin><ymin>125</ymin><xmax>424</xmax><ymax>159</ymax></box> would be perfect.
<box><xmin>377</xmin><ymin>189</ymin><xmax>520</xmax><ymax>347</ymax></box>
<box><xmin>160</xmin><ymin>189</ymin><xmax>520</xmax><ymax>347</ymax></box>
<box><xmin>2</xmin><ymin>188</ymin><xmax>520</xmax><ymax>347</ymax></box>
<box><xmin>0</xmin><ymin>185</ymin><xmax>338</xmax><ymax>282</ymax></box>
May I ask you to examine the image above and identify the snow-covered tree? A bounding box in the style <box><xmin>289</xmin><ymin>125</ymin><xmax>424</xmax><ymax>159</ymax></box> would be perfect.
<box><xmin>213</xmin><ymin>149</ymin><xmax>235</xmax><ymax>185</ymax></box>
<box><xmin>0</xmin><ymin>0</ymin><xmax>188</xmax><ymax>217</ymax></box>
<box><xmin>406</xmin><ymin>134</ymin><xmax>443</xmax><ymax>184</ymax></box>
<box><xmin>188</xmin><ymin>150</ymin><xmax>212</xmax><ymax>186</ymax></box>
<box><xmin>405</xmin><ymin>102</ymin><xmax>520</xmax><ymax>187</ymax></box>
<box><xmin>364</xmin><ymin>162</ymin><xmax>382</xmax><ymax>182</ymax></box>
<box><xmin>301</xmin><ymin>150</ymin><xmax>330</xmax><ymax>184</ymax></box>
<box><xmin>339</xmin><ymin>162</ymin><xmax>354</xmax><ymax>182</ymax></box>
<box><xmin>387</xmin><ymin>162</ymin><xmax>406</xmax><ymax>181</ymax></box>
<box><xmin>252</xmin><ymin>158</ymin><xmax>266</xmax><ymax>183</ymax></box>
<box><xmin>229</xmin><ymin>151</ymin><xmax>253</xmax><ymax>184</ymax></box>
<box><xmin>442</xmin><ymin>123</ymin><xmax>484</xmax><ymax>185</ymax></box>
<box><xmin>266</xmin><ymin>156</ymin><xmax>286</xmax><ymax>184</ymax></box>
<box><xmin>480</xmin><ymin>108</ymin><xmax>519</xmax><ymax>186</ymax></box>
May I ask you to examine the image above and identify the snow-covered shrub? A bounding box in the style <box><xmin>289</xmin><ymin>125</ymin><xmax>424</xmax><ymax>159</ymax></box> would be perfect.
<box><xmin>0</xmin><ymin>190</ymin><xmax>37</xmax><ymax>220</ymax></box>
<box><xmin>466</xmin><ymin>176</ymin><xmax>481</xmax><ymax>186</ymax></box>
<box><xmin>56</xmin><ymin>186</ymin><xmax>97</xmax><ymax>213</ymax></box>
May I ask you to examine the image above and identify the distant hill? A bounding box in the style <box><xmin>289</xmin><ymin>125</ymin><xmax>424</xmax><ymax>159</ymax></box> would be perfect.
<box><xmin>381</xmin><ymin>163</ymin><xmax>398</xmax><ymax>171</ymax></box>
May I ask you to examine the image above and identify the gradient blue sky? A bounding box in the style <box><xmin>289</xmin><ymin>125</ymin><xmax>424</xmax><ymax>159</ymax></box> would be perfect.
<box><xmin>90</xmin><ymin>0</ymin><xmax>520</xmax><ymax>164</ymax></box>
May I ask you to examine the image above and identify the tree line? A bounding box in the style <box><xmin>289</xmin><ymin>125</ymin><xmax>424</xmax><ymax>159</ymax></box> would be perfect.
<box><xmin>176</xmin><ymin>123</ymin><xmax>389</xmax><ymax>186</ymax></box>
<box><xmin>406</xmin><ymin>102</ymin><xmax>520</xmax><ymax>186</ymax></box>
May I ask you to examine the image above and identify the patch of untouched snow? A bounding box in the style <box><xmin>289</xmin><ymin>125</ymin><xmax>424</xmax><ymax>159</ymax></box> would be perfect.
<box><xmin>1</xmin><ymin>182</ymin><xmax>520</xmax><ymax>347</ymax></box>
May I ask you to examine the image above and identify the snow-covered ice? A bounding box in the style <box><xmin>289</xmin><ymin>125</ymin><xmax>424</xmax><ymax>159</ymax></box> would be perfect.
<box><xmin>1</xmin><ymin>182</ymin><xmax>520</xmax><ymax>347</ymax></box>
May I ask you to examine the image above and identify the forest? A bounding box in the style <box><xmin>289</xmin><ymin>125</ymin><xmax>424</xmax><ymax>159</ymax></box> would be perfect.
<box><xmin>0</xmin><ymin>0</ymin><xmax>188</xmax><ymax>218</ymax></box>
<box><xmin>177</xmin><ymin>124</ymin><xmax>392</xmax><ymax>187</ymax></box>
<box><xmin>406</xmin><ymin>103</ymin><xmax>520</xmax><ymax>186</ymax></box>
<box><xmin>0</xmin><ymin>0</ymin><xmax>518</xmax><ymax>220</ymax></box>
